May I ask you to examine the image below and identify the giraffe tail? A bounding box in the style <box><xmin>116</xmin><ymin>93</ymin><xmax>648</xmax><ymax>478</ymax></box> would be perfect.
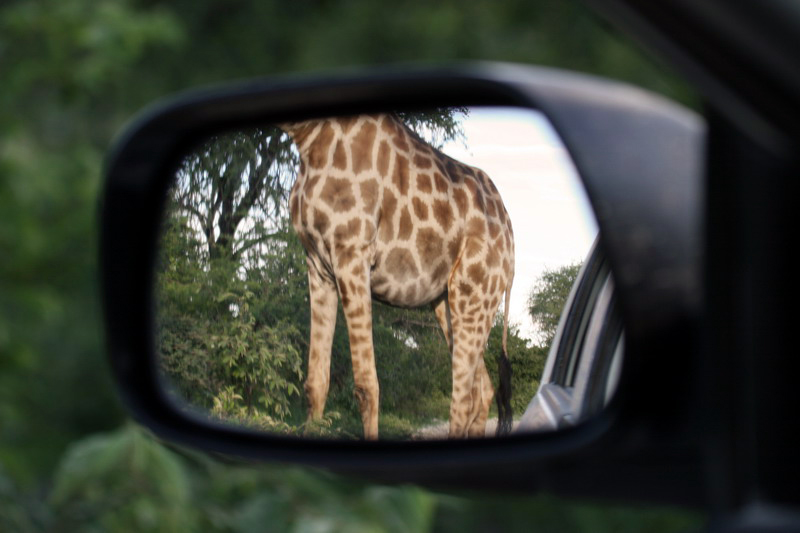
<box><xmin>495</xmin><ymin>282</ymin><xmax>513</xmax><ymax>437</ymax></box>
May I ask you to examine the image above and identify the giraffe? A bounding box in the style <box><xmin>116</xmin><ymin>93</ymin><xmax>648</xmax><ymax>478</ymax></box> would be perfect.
<box><xmin>279</xmin><ymin>113</ymin><xmax>514</xmax><ymax>439</ymax></box>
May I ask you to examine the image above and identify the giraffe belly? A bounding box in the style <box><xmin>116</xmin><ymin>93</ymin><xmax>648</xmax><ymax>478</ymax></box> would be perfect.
<box><xmin>369</xmin><ymin>243</ymin><xmax>451</xmax><ymax>309</ymax></box>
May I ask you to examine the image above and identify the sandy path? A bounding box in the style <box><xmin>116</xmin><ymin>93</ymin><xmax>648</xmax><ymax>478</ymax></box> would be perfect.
<box><xmin>412</xmin><ymin>417</ymin><xmax>520</xmax><ymax>439</ymax></box>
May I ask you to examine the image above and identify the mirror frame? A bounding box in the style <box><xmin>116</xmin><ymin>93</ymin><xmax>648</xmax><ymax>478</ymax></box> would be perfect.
<box><xmin>101</xmin><ymin>62</ymin><xmax>704</xmax><ymax>501</ymax></box>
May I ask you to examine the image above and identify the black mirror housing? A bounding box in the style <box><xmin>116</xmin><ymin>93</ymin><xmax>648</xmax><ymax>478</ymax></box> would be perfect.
<box><xmin>101</xmin><ymin>62</ymin><xmax>705</xmax><ymax>504</ymax></box>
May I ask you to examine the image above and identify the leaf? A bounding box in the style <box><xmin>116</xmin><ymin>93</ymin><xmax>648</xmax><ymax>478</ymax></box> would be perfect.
<box><xmin>215</xmin><ymin>292</ymin><xmax>238</xmax><ymax>303</ymax></box>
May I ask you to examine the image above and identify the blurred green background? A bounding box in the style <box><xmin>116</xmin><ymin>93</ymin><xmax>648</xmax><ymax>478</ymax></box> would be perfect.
<box><xmin>1</xmin><ymin>0</ymin><xmax>703</xmax><ymax>530</ymax></box>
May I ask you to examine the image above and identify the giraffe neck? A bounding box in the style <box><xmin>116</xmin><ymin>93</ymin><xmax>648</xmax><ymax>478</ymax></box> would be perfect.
<box><xmin>277</xmin><ymin>120</ymin><xmax>325</xmax><ymax>151</ymax></box>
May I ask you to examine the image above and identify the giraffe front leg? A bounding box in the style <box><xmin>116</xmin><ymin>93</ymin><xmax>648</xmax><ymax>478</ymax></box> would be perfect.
<box><xmin>304</xmin><ymin>260</ymin><xmax>338</xmax><ymax>425</ymax></box>
<box><xmin>447</xmin><ymin>293</ymin><xmax>483</xmax><ymax>439</ymax></box>
<box><xmin>338</xmin><ymin>262</ymin><xmax>379</xmax><ymax>440</ymax></box>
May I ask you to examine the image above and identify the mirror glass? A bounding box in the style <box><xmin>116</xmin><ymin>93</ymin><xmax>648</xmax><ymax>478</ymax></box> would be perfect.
<box><xmin>156</xmin><ymin>107</ymin><xmax>616</xmax><ymax>440</ymax></box>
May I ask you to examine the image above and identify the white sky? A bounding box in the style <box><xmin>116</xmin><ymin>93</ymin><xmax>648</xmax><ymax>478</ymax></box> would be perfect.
<box><xmin>440</xmin><ymin>108</ymin><xmax>597</xmax><ymax>342</ymax></box>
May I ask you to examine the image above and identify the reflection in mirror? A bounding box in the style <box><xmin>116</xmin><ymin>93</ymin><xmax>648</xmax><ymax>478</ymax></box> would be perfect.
<box><xmin>156</xmin><ymin>107</ymin><xmax>605</xmax><ymax>441</ymax></box>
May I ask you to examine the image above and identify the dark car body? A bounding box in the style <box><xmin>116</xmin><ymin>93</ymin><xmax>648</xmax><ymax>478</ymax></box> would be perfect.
<box><xmin>518</xmin><ymin>239</ymin><xmax>623</xmax><ymax>433</ymax></box>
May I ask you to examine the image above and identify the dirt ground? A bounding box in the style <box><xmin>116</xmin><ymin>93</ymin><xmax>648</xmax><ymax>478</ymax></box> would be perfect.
<box><xmin>412</xmin><ymin>417</ymin><xmax>521</xmax><ymax>439</ymax></box>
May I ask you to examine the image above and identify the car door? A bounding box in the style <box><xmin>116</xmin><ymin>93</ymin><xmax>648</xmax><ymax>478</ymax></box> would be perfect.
<box><xmin>518</xmin><ymin>238</ymin><xmax>623</xmax><ymax>432</ymax></box>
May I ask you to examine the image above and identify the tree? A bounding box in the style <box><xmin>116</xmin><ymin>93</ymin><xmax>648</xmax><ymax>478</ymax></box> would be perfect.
<box><xmin>157</xmin><ymin>212</ymin><xmax>305</xmax><ymax>430</ymax></box>
<box><xmin>527</xmin><ymin>263</ymin><xmax>583</xmax><ymax>349</ymax></box>
<box><xmin>173</xmin><ymin>127</ymin><xmax>296</xmax><ymax>265</ymax></box>
<box><xmin>156</xmin><ymin>112</ymin><xmax>469</xmax><ymax>435</ymax></box>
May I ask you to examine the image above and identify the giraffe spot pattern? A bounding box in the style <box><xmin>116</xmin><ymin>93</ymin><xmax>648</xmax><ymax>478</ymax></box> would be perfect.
<box><xmin>335</xmin><ymin>243</ymin><xmax>357</xmax><ymax>268</ymax></box>
<box><xmin>467</xmin><ymin>263</ymin><xmax>486</xmax><ymax>285</ymax></box>
<box><xmin>486</xmin><ymin>247</ymin><xmax>500</xmax><ymax>268</ymax></box>
<box><xmin>338</xmin><ymin>280</ymin><xmax>350</xmax><ymax>307</ymax></box>
<box><xmin>393</xmin><ymin>154</ymin><xmax>410</xmax><ymax>195</ymax></box>
<box><xmin>385</xmin><ymin>247</ymin><xmax>419</xmax><ymax>282</ymax></box>
<box><xmin>486</xmin><ymin>197</ymin><xmax>497</xmax><ymax>217</ymax></box>
<box><xmin>432</xmin><ymin>261</ymin><xmax>449</xmax><ymax>284</ymax></box>
<box><xmin>457</xmin><ymin>281</ymin><xmax>473</xmax><ymax>297</ymax></box>
<box><xmin>432</xmin><ymin>199</ymin><xmax>454</xmax><ymax>233</ymax></box>
<box><xmin>339</xmin><ymin>116</ymin><xmax>360</xmax><ymax>134</ymax></box>
<box><xmin>405</xmin><ymin>284</ymin><xmax>417</xmax><ymax>302</ymax></box>
<box><xmin>397</xmin><ymin>207</ymin><xmax>413</xmax><ymax>240</ymax></box>
<box><xmin>415</xmin><ymin>227</ymin><xmax>443</xmax><ymax>266</ymax></box>
<box><xmin>377</xmin><ymin>140</ymin><xmax>391</xmax><ymax>176</ymax></box>
<box><xmin>416</xmin><ymin>173</ymin><xmax>432</xmax><ymax>194</ymax></box>
<box><xmin>433</xmin><ymin>172</ymin><xmax>449</xmax><ymax>193</ymax></box>
<box><xmin>320</xmin><ymin>177</ymin><xmax>356</xmax><ymax>212</ymax></box>
<box><xmin>359</xmin><ymin>179</ymin><xmax>379</xmax><ymax>213</ymax></box>
<box><xmin>379</xmin><ymin>189</ymin><xmax>397</xmax><ymax>242</ymax></box>
<box><xmin>305</xmin><ymin>173</ymin><xmax>322</xmax><ymax>197</ymax></box>
<box><xmin>465</xmin><ymin>179</ymin><xmax>485</xmax><ymax>211</ymax></box>
<box><xmin>287</xmin><ymin>122</ymin><xmax>319</xmax><ymax>149</ymax></box>
<box><xmin>333</xmin><ymin>140</ymin><xmax>348</xmax><ymax>170</ymax></box>
<box><xmin>312</xmin><ymin>208</ymin><xmax>330</xmax><ymax>235</ymax></box>
<box><xmin>334</xmin><ymin>218</ymin><xmax>362</xmax><ymax>243</ymax></box>
<box><xmin>352</xmin><ymin>122</ymin><xmax>376</xmax><ymax>174</ymax></box>
<box><xmin>308</xmin><ymin>123</ymin><xmax>335</xmax><ymax>168</ymax></box>
<box><xmin>413</xmin><ymin>153</ymin><xmax>432</xmax><ymax>169</ymax></box>
<box><xmin>412</xmin><ymin>197</ymin><xmax>429</xmax><ymax>221</ymax></box>
<box><xmin>393</xmin><ymin>135</ymin><xmax>409</xmax><ymax>152</ymax></box>
<box><xmin>452</xmin><ymin>188</ymin><xmax>468</xmax><ymax>216</ymax></box>
<box><xmin>488</xmin><ymin>275</ymin><xmax>498</xmax><ymax>294</ymax></box>
<box><xmin>465</xmin><ymin>239</ymin><xmax>482</xmax><ymax>259</ymax></box>
<box><xmin>445</xmin><ymin>160</ymin><xmax>460</xmax><ymax>180</ymax></box>
<box><xmin>363</xmin><ymin>220</ymin><xmax>376</xmax><ymax>241</ymax></box>
<box><xmin>468</xmin><ymin>215</ymin><xmax>486</xmax><ymax>234</ymax></box>
<box><xmin>379</xmin><ymin>115</ymin><xmax>396</xmax><ymax>136</ymax></box>
<box><xmin>447</xmin><ymin>237</ymin><xmax>461</xmax><ymax>263</ymax></box>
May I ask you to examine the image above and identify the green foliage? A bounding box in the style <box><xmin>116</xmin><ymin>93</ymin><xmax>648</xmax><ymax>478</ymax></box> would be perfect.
<box><xmin>0</xmin><ymin>0</ymin><xmax>182</xmax><ymax>101</ymax></box>
<box><xmin>8</xmin><ymin>424</ymin><xmax>701</xmax><ymax>532</ymax></box>
<box><xmin>0</xmin><ymin>0</ymin><xmax>181</xmax><ymax>483</ymax></box>
<box><xmin>50</xmin><ymin>424</ymin><xmax>195</xmax><ymax>532</ymax></box>
<box><xmin>371</xmin><ymin>304</ymin><xmax>452</xmax><ymax>422</ymax></box>
<box><xmin>184</xmin><ymin>447</ymin><xmax>438</xmax><ymax>533</ymax></box>
<box><xmin>433</xmin><ymin>490</ymin><xmax>702</xmax><ymax>533</ymax></box>
<box><xmin>0</xmin><ymin>464</ymin><xmax>50</xmax><ymax>533</ymax></box>
<box><xmin>1</xmin><ymin>0</ymin><xmax>705</xmax><ymax>529</ymax></box>
<box><xmin>3</xmin><ymin>423</ymin><xmax>703</xmax><ymax>532</ymax></box>
<box><xmin>527</xmin><ymin>262</ymin><xmax>583</xmax><ymax>349</ymax></box>
<box><xmin>157</xmin><ymin>214</ymin><xmax>304</xmax><ymax>429</ymax></box>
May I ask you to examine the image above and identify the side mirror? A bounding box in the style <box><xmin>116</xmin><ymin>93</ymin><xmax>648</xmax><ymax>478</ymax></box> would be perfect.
<box><xmin>101</xmin><ymin>62</ymin><xmax>704</xmax><ymax>499</ymax></box>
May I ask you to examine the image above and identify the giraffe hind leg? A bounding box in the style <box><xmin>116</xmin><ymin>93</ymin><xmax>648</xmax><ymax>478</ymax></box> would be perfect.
<box><xmin>466</xmin><ymin>357</ymin><xmax>495</xmax><ymax>437</ymax></box>
<box><xmin>304</xmin><ymin>260</ymin><xmax>338</xmax><ymax>425</ymax></box>
<box><xmin>447</xmin><ymin>237</ymin><xmax>506</xmax><ymax>439</ymax></box>
<box><xmin>446</xmin><ymin>249</ymin><xmax>488</xmax><ymax>438</ymax></box>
